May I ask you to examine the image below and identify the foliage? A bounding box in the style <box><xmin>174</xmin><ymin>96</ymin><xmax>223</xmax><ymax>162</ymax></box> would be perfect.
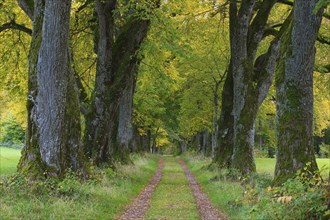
<box><xmin>0</xmin><ymin>1</ymin><xmax>30</xmax><ymax>124</ymax></box>
<box><xmin>247</xmin><ymin>165</ymin><xmax>329</xmax><ymax>220</ymax></box>
<box><xmin>0</xmin><ymin>116</ymin><xmax>25</xmax><ymax>146</ymax></box>
<box><xmin>182</xmin><ymin>152</ymin><xmax>330</xmax><ymax>219</ymax></box>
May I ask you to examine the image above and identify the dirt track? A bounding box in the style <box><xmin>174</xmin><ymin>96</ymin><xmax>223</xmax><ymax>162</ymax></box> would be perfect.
<box><xmin>118</xmin><ymin>157</ymin><xmax>227</xmax><ymax>220</ymax></box>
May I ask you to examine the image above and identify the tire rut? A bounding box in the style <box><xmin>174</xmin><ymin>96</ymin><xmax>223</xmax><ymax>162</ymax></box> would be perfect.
<box><xmin>178</xmin><ymin>159</ymin><xmax>228</xmax><ymax>220</ymax></box>
<box><xmin>117</xmin><ymin>158</ymin><xmax>164</xmax><ymax>220</ymax></box>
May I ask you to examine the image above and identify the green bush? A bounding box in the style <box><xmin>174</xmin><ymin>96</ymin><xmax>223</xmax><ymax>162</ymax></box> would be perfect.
<box><xmin>247</xmin><ymin>164</ymin><xmax>329</xmax><ymax>220</ymax></box>
<box><xmin>319</xmin><ymin>143</ymin><xmax>329</xmax><ymax>158</ymax></box>
<box><xmin>0</xmin><ymin>116</ymin><xmax>25</xmax><ymax>146</ymax></box>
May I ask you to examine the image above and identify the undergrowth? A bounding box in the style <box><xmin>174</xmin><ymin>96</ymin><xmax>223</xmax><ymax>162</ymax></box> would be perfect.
<box><xmin>183</xmin><ymin>152</ymin><xmax>330</xmax><ymax>220</ymax></box>
<box><xmin>247</xmin><ymin>164</ymin><xmax>329</xmax><ymax>220</ymax></box>
<box><xmin>0</xmin><ymin>154</ymin><xmax>158</xmax><ymax>219</ymax></box>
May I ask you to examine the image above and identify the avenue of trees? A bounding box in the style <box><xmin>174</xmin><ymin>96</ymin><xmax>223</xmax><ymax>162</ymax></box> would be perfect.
<box><xmin>0</xmin><ymin>0</ymin><xmax>329</xmax><ymax>184</ymax></box>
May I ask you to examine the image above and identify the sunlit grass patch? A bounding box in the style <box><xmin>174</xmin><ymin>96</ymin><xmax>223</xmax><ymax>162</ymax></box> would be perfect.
<box><xmin>256</xmin><ymin>158</ymin><xmax>329</xmax><ymax>178</ymax></box>
<box><xmin>0</xmin><ymin>146</ymin><xmax>21</xmax><ymax>175</ymax></box>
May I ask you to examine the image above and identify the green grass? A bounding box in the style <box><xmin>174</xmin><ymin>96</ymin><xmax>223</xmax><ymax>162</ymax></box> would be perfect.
<box><xmin>0</xmin><ymin>146</ymin><xmax>21</xmax><ymax>175</ymax></box>
<box><xmin>183</xmin><ymin>155</ymin><xmax>248</xmax><ymax>220</ymax></box>
<box><xmin>0</xmin><ymin>154</ymin><xmax>159</xmax><ymax>219</ymax></box>
<box><xmin>184</xmin><ymin>154</ymin><xmax>330</xmax><ymax>219</ymax></box>
<box><xmin>256</xmin><ymin>158</ymin><xmax>330</xmax><ymax>178</ymax></box>
<box><xmin>145</xmin><ymin>157</ymin><xmax>200</xmax><ymax>220</ymax></box>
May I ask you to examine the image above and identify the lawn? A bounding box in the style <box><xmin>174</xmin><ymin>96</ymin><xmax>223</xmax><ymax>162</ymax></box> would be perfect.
<box><xmin>256</xmin><ymin>158</ymin><xmax>330</xmax><ymax>178</ymax></box>
<box><xmin>0</xmin><ymin>146</ymin><xmax>21</xmax><ymax>175</ymax></box>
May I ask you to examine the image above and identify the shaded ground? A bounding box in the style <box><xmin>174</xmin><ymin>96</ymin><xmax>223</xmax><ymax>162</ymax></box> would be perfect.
<box><xmin>119</xmin><ymin>156</ymin><xmax>227</xmax><ymax>220</ymax></box>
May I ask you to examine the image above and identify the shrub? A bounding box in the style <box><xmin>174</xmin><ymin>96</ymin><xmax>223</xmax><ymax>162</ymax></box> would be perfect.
<box><xmin>247</xmin><ymin>164</ymin><xmax>329</xmax><ymax>220</ymax></box>
<box><xmin>0</xmin><ymin>116</ymin><xmax>25</xmax><ymax>146</ymax></box>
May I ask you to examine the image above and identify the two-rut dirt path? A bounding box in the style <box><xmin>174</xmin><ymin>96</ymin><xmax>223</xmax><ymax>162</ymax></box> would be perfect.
<box><xmin>117</xmin><ymin>157</ymin><xmax>227</xmax><ymax>220</ymax></box>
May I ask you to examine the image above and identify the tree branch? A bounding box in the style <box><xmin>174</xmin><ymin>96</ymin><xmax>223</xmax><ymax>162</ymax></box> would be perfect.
<box><xmin>317</xmin><ymin>34</ymin><xmax>330</xmax><ymax>45</ymax></box>
<box><xmin>277</xmin><ymin>0</ymin><xmax>330</xmax><ymax>20</ymax></box>
<box><xmin>264</xmin><ymin>27</ymin><xmax>330</xmax><ymax>45</ymax></box>
<box><xmin>247</xmin><ymin>0</ymin><xmax>277</xmax><ymax>57</ymax></box>
<box><xmin>0</xmin><ymin>20</ymin><xmax>32</xmax><ymax>36</ymax></box>
<box><xmin>76</xmin><ymin>0</ymin><xmax>94</xmax><ymax>13</ymax></box>
<box><xmin>17</xmin><ymin>0</ymin><xmax>34</xmax><ymax>20</ymax></box>
<box><xmin>315</xmin><ymin>64</ymin><xmax>330</xmax><ymax>73</ymax></box>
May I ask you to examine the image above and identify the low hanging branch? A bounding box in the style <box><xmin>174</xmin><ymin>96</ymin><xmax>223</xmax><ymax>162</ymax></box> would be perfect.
<box><xmin>0</xmin><ymin>20</ymin><xmax>32</xmax><ymax>36</ymax></box>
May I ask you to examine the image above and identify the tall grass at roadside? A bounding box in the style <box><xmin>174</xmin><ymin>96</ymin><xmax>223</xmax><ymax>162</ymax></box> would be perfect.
<box><xmin>183</xmin><ymin>153</ymin><xmax>329</xmax><ymax>220</ymax></box>
<box><xmin>0</xmin><ymin>154</ymin><xmax>159</xmax><ymax>219</ymax></box>
<box><xmin>182</xmin><ymin>154</ymin><xmax>248</xmax><ymax>219</ymax></box>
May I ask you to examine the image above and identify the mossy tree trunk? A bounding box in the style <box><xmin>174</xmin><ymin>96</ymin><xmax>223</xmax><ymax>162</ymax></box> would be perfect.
<box><xmin>214</xmin><ymin>63</ymin><xmax>234</xmax><ymax>168</ymax></box>
<box><xmin>274</xmin><ymin>0</ymin><xmax>323</xmax><ymax>184</ymax></box>
<box><xmin>216</xmin><ymin>0</ymin><xmax>280</xmax><ymax>175</ymax></box>
<box><xmin>18</xmin><ymin>0</ymin><xmax>44</xmax><ymax>177</ymax></box>
<box><xmin>83</xmin><ymin>0</ymin><xmax>117</xmax><ymax>164</ymax></box>
<box><xmin>84</xmin><ymin>0</ymin><xmax>159</xmax><ymax>165</ymax></box>
<box><xmin>211</xmin><ymin>76</ymin><xmax>222</xmax><ymax>158</ymax></box>
<box><xmin>18</xmin><ymin>0</ymin><xmax>85</xmax><ymax>178</ymax></box>
<box><xmin>116</xmin><ymin>71</ymin><xmax>136</xmax><ymax>155</ymax></box>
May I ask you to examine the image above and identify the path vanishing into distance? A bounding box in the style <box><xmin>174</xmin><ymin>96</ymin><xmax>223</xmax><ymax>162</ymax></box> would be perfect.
<box><xmin>117</xmin><ymin>157</ymin><xmax>227</xmax><ymax>220</ymax></box>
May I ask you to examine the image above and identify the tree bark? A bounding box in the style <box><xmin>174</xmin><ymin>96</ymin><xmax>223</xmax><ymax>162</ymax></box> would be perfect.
<box><xmin>18</xmin><ymin>0</ymin><xmax>44</xmax><ymax>177</ymax></box>
<box><xmin>84</xmin><ymin>0</ymin><xmax>159</xmax><ymax>165</ymax></box>
<box><xmin>214</xmin><ymin>0</ymin><xmax>280</xmax><ymax>173</ymax></box>
<box><xmin>117</xmin><ymin>82</ymin><xmax>134</xmax><ymax>151</ymax></box>
<box><xmin>229</xmin><ymin>0</ymin><xmax>280</xmax><ymax>175</ymax></box>
<box><xmin>214</xmin><ymin>63</ymin><xmax>234</xmax><ymax>168</ymax></box>
<box><xmin>274</xmin><ymin>0</ymin><xmax>323</xmax><ymax>184</ymax></box>
<box><xmin>18</xmin><ymin>0</ymin><xmax>85</xmax><ymax>177</ymax></box>
<box><xmin>83</xmin><ymin>0</ymin><xmax>117</xmax><ymax>164</ymax></box>
<box><xmin>211</xmin><ymin>77</ymin><xmax>221</xmax><ymax>158</ymax></box>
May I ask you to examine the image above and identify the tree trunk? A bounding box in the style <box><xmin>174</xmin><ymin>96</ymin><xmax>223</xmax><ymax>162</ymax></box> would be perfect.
<box><xmin>18</xmin><ymin>0</ymin><xmax>44</xmax><ymax>177</ymax></box>
<box><xmin>83</xmin><ymin>0</ymin><xmax>116</xmax><ymax>165</ymax></box>
<box><xmin>180</xmin><ymin>140</ymin><xmax>187</xmax><ymax>153</ymax></box>
<box><xmin>18</xmin><ymin>0</ymin><xmax>85</xmax><ymax>177</ymax></box>
<box><xmin>144</xmin><ymin>129</ymin><xmax>151</xmax><ymax>153</ymax></box>
<box><xmin>84</xmin><ymin>0</ymin><xmax>157</xmax><ymax>165</ymax></box>
<box><xmin>214</xmin><ymin>64</ymin><xmax>234</xmax><ymax>168</ymax></box>
<box><xmin>211</xmin><ymin>77</ymin><xmax>221</xmax><ymax>158</ymax></box>
<box><xmin>228</xmin><ymin>0</ymin><xmax>280</xmax><ymax>175</ymax></box>
<box><xmin>117</xmin><ymin>76</ymin><xmax>135</xmax><ymax>151</ymax></box>
<box><xmin>202</xmin><ymin>130</ymin><xmax>209</xmax><ymax>156</ymax></box>
<box><xmin>258</xmin><ymin>119</ymin><xmax>263</xmax><ymax>151</ymax></box>
<box><xmin>274</xmin><ymin>0</ymin><xmax>323</xmax><ymax>184</ymax></box>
